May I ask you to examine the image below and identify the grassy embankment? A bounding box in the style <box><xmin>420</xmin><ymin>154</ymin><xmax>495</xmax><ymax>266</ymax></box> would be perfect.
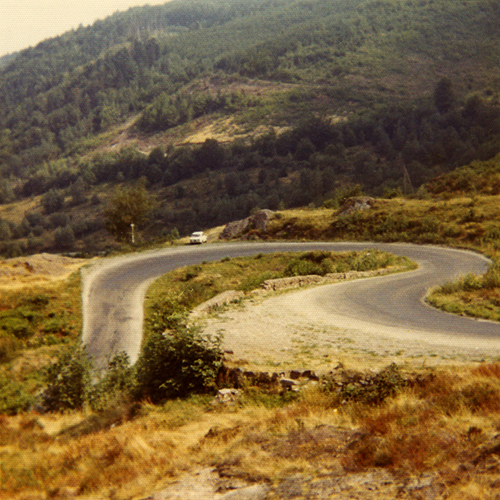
<box><xmin>4</xmin><ymin>359</ymin><xmax>500</xmax><ymax>498</ymax></box>
<box><xmin>0</xmin><ymin>272</ymin><xmax>82</xmax><ymax>414</ymax></box>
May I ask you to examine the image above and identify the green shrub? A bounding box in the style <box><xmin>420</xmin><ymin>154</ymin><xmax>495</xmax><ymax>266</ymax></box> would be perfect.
<box><xmin>460</xmin><ymin>273</ymin><xmax>482</xmax><ymax>291</ymax></box>
<box><xmin>0</xmin><ymin>334</ymin><xmax>22</xmax><ymax>363</ymax></box>
<box><xmin>41</xmin><ymin>318</ymin><xmax>71</xmax><ymax>336</ymax></box>
<box><xmin>326</xmin><ymin>184</ymin><xmax>364</xmax><ymax>209</ymax></box>
<box><xmin>284</xmin><ymin>258</ymin><xmax>325</xmax><ymax>276</ymax></box>
<box><xmin>482</xmin><ymin>262</ymin><xmax>500</xmax><ymax>289</ymax></box>
<box><xmin>146</xmin><ymin>295</ymin><xmax>189</xmax><ymax>334</ymax></box>
<box><xmin>0</xmin><ymin>307</ymin><xmax>41</xmax><ymax>339</ymax></box>
<box><xmin>20</xmin><ymin>294</ymin><xmax>50</xmax><ymax>307</ymax></box>
<box><xmin>284</xmin><ymin>251</ymin><xmax>336</xmax><ymax>276</ymax></box>
<box><xmin>89</xmin><ymin>352</ymin><xmax>136</xmax><ymax>411</ymax></box>
<box><xmin>41</xmin><ymin>347</ymin><xmax>93</xmax><ymax>412</ymax></box>
<box><xmin>351</xmin><ymin>250</ymin><xmax>392</xmax><ymax>271</ymax></box>
<box><xmin>134</xmin><ymin>328</ymin><xmax>223</xmax><ymax>403</ymax></box>
<box><xmin>0</xmin><ymin>316</ymin><xmax>33</xmax><ymax>339</ymax></box>
<box><xmin>0</xmin><ymin>374</ymin><xmax>36</xmax><ymax>415</ymax></box>
<box><xmin>339</xmin><ymin>364</ymin><xmax>406</xmax><ymax>405</ymax></box>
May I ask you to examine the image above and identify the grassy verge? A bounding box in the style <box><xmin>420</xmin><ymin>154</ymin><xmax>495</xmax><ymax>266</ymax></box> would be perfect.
<box><xmin>427</xmin><ymin>262</ymin><xmax>500</xmax><ymax>322</ymax></box>
<box><xmin>0</xmin><ymin>273</ymin><xmax>83</xmax><ymax>414</ymax></box>
<box><xmin>263</xmin><ymin>196</ymin><xmax>500</xmax><ymax>259</ymax></box>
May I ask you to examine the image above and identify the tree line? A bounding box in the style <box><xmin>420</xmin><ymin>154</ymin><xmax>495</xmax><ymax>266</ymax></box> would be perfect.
<box><xmin>0</xmin><ymin>0</ymin><xmax>498</xmax><ymax>189</ymax></box>
<box><xmin>1</xmin><ymin>79</ymin><xmax>499</xmax><ymax>256</ymax></box>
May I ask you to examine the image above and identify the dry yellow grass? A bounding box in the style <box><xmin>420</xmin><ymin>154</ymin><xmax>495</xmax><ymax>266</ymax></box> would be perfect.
<box><xmin>4</xmin><ymin>363</ymin><xmax>500</xmax><ymax>499</ymax></box>
<box><xmin>0</xmin><ymin>253</ymin><xmax>89</xmax><ymax>290</ymax></box>
<box><xmin>0</xmin><ymin>196</ymin><xmax>40</xmax><ymax>224</ymax></box>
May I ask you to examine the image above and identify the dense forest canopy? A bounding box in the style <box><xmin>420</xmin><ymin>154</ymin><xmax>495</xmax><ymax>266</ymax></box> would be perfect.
<box><xmin>0</xmin><ymin>0</ymin><xmax>499</xmax><ymax>255</ymax></box>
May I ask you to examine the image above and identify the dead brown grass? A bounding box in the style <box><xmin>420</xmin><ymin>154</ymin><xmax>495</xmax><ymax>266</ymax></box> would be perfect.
<box><xmin>4</xmin><ymin>363</ymin><xmax>500</xmax><ymax>499</ymax></box>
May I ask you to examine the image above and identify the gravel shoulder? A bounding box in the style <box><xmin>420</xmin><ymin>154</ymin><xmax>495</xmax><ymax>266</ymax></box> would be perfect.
<box><xmin>196</xmin><ymin>276</ymin><xmax>500</xmax><ymax>370</ymax></box>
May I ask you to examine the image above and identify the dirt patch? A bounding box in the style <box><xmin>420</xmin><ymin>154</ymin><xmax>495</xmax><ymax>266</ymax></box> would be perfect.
<box><xmin>0</xmin><ymin>253</ymin><xmax>88</xmax><ymax>288</ymax></box>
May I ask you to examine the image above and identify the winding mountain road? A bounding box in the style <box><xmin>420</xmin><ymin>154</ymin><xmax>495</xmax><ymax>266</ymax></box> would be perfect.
<box><xmin>81</xmin><ymin>242</ymin><xmax>497</xmax><ymax>368</ymax></box>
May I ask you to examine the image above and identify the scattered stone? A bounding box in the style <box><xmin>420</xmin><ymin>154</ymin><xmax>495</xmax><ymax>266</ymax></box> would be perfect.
<box><xmin>337</xmin><ymin>196</ymin><xmax>376</xmax><ymax>217</ymax></box>
<box><xmin>280</xmin><ymin>378</ymin><xmax>298</xmax><ymax>390</ymax></box>
<box><xmin>191</xmin><ymin>290</ymin><xmax>244</xmax><ymax>317</ymax></box>
<box><xmin>210</xmin><ymin>389</ymin><xmax>242</xmax><ymax>406</ymax></box>
<box><xmin>219</xmin><ymin>484</ymin><xmax>269</xmax><ymax>500</ymax></box>
<box><xmin>302</xmin><ymin>369</ymin><xmax>319</xmax><ymax>380</ymax></box>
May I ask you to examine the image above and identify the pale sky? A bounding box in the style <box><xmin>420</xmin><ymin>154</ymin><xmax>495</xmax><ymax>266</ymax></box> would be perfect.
<box><xmin>0</xmin><ymin>1</ymin><xmax>171</xmax><ymax>57</ymax></box>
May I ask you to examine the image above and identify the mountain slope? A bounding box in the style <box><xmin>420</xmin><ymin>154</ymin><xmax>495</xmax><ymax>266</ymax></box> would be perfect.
<box><xmin>1</xmin><ymin>0</ymin><xmax>499</xmax><ymax>170</ymax></box>
<box><xmin>0</xmin><ymin>0</ymin><xmax>500</xmax><ymax>255</ymax></box>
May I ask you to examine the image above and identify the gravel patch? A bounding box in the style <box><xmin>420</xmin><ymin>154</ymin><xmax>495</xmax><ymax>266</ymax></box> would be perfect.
<box><xmin>196</xmin><ymin>284</ymin><xmax>499</xmax><ymax>369</ymax></box>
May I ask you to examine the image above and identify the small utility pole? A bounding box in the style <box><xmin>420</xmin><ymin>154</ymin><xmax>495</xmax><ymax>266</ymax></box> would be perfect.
<box><xmin>130</xmin><ymin>223</ymin><xmax>135</xmax><ymax>244</ymax></box>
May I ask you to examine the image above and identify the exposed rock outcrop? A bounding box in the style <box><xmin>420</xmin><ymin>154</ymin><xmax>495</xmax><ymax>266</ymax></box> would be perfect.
<box><xmin>337</xmin><ymin>196</ymin><xmax>376</xmax><ymax>217</ymax></box>
<box><xmin>219</xmin><ymin>210</ymin><xmax>274</xmax><ymax>240</ymax></box>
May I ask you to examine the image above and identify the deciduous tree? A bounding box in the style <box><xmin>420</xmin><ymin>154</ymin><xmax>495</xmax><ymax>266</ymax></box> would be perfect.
<box><xmin>104</xmin><ymin>179</ymin><xmax>156</xmax><ymax>242</ymax></box>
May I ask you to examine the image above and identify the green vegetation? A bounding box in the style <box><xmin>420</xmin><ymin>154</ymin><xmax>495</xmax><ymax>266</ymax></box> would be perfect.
<box><xmin>0</xmin><ymin>274</ymin><xmax>82</xmax><ymax>363</ymax></box>
<box><xmin>0</xmin><ymin>274</ymin><xmax>82</xmax><ymax>414</ymax></box>
<box><xmin>0</xmin><ymin>0</ymin><xmax>499</xmax><ymax>255</ymax></box>
<box><xmin>134</xmin><ymin>329</ymin><xmax>223</xmax><ymax>403</ymax></box>
<box><xmin>104</xmin><ymin>179</ymin><xmax>156</xmax><ymax>242</ymax></box>
<box><xmin>144</xmin><ymin>249</ymin><xmax>415</xmax><ymax>336</ymax></box>
<box><xmin>0</xmin><ymin>249</ymin><xmax>412</xmax><ymax>416</ymax></box>
<box><xmin>427</xmin><ymin>262</ymin><xmax>500</xmax><ymax>321</ymax></box>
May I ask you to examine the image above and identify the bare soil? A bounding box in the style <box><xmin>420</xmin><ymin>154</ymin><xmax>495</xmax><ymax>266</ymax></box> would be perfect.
<box><xmin>0</xmin><ymin>253</ymin><xmax>88</xmax><ymax>289</ymax></box>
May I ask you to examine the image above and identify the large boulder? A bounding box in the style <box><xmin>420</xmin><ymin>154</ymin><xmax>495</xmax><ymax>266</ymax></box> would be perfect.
<box><xmin>220</xmin><ymin>210</ymin><xmax>274</xmax><ymax>239</ymax></box>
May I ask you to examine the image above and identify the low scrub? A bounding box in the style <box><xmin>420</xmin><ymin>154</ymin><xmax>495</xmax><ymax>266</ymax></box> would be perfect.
<box><xmin>0</xmin><ymin>274</ymin><xmax>82</xmax><ymax>363</ymax></box>
<box><xmin>336</xmin><ymin>363</ymin><xmax>407</xmax><ymax>405</ymax></box>
<box><xmin>39</xmin><ymin>328</ymin><xmax>223</xmax><ymax>411</ymax></box>
<box><xmin>427</xmin><ymin>261</ymin><xmax>500</xmax><ymax>321</ymax></box>
<box><xmin>4</xmin><ymin>362</ymin><xmax>500</xmax><ymax>498</ymax></box>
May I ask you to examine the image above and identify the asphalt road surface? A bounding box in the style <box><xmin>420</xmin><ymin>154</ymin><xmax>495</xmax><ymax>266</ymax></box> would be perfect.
<box><xmin>81</xmin><ymin>242</ymin><xmax>496</xmax><ymax>368</ymax></box>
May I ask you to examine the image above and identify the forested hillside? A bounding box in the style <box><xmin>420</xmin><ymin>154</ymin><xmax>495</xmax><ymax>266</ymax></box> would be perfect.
<box><xmin>0</xmin><ymin>0</ymin><xmax>500</xmax><ymax>255</ymax></box>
